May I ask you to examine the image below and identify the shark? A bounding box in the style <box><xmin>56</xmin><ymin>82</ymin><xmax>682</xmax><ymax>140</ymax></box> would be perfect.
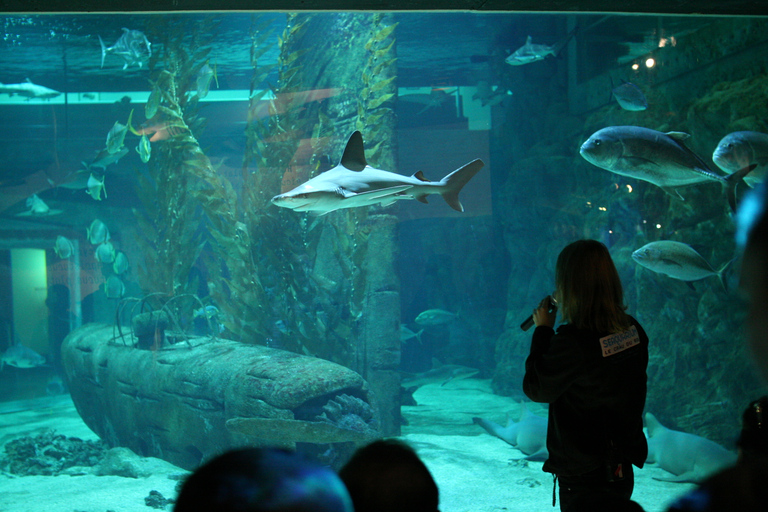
<box><xmin>0</xmin><ymin>79</ymin><xmax>61</xmax><ymax>100</ymax></box>
<box><xmin>473</xmin><ymin>401</ymin><xmax>549</xmax><ymax>461</ymax></box>
<box><xmin>645</xmin><ymin>412</ymin><xmax>737</xmax><ymax>483</ymax></box>
<box><xmin>1</xmin><ymin>342</ymin><xmax>46</xmax><ymax>370</ymax></box>
<box><xmin>401</xmin><ymin>359</ymin><xmax>479</xmax><ymax>389</ymax></box>
<box><xmin>270</xmin><ymin>131</ymin><xmax>484</xmax><ymax>215</ymax></box>
<box><xmin>505</xmin><ymin>27</ymin><xmax>577</xmax><ymax>66</ymax></box>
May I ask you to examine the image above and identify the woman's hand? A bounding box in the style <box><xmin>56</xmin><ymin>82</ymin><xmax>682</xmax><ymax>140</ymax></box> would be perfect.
<box><xmin>532</xmin><ymin>295</ymin><xmax>557</xmax><ymax>328</ymax></box>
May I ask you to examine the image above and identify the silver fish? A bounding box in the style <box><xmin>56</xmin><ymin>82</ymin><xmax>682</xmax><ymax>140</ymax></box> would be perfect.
<box><xmin>86</xmin><ymin>173</ymin><xmax>107</xmax><ymax>201</ymax></box>
<box><xmin>414</xmin><ymin>309</ymin><xmax>457</xmax><ymax>326</ymax></box>
<box><xmin>26</xmin><ymin>194</ymin><xmax>50</xmax><ymax>214</ymax></box>
<box><xmin>85</xmin><ymin>147</ymin><xmax>129</xmax><ymax>170</ymax></box>
<box><xmin>400</xmin><ymin>324</ymin><xmax>423</xmax><ymax>344</ymax></box>
<box><xmin>99</xmin><ymin>28</ymin><xmax>152</xmax><ymax>70</ymax></box>
<box><xmin>580</xmin><ymin>126</ymin><xmax>754</xmax><ymax>211</ymax></box>
<box><xmin>712</xmin><ymin>131</ymin><xmax>768</xmax><ymax>187</ymax></box>
<box><xmin>87</xmin><ymin>219</ymin><xmax>110</xmax><ymax>245</ymax></box>
<box><xmin>54</xmin><ymin>235</ymin><xmax>75</xmax><ymax>259</ymax></box>
<box><xmin>103</xmin><ymin>275</ymin><xmax>125</xmax><ymax>299</ymax></box>
<box><xmin>95</xmin><ymin>241</ymin><xmax>116</xmax><ymax>263</ymax></box>
<box><xmin>271</xmin><ymin>131</ymin><xmax>484</xmax><ymax>214</ymax></box>
<box><xmin>1</xmin><ymin>343</ymin><xmax>46</xmax><ymax>370</ymax></box>
<box><xmin>612</xmin><ymin>80</ymin><xmax>647</xmax><ymax>111</ymax></box>
<box><xmin>145</xmin><ymin>86</ymin><xmax>161</xmax><ymax>119</ymax></box>
<box><xmin>632</xmin><ymin>240</ymin><xmax>732</xmax><ymax>289</ymax></box>
<box><xmin>0</xmin><ymin>78</ymin><xmax>61</xmax><ymax>100</ymax></box>
<box><xmin>106</xmin><ymin>113</ymin><xmax>131</xmax><ymax>154</ymax></box>
<box><xmin>505</xmin><ymin>27</ymin><xmax>577</xmax><ymax>66</ymax></box>
<box><xmin>196</xmin><ymin>61</ymin><xmax>218</xmax><ymax>99</ymax></box>
<box><xmin>113</xmin><ymin>251</ymin><xmax>129</xmax><ymax>275</ymax></box>
<box><xmin>136</xmin><ymin>134</ymin><xmax>151</xmax><ymax>163</ymax></box>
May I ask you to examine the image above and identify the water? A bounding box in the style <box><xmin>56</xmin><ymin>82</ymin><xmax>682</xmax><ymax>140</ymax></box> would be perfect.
<box><xmin>0</xmin><ymin>10</ymin><xmax>767</xmax><ymax>512</ymax></box>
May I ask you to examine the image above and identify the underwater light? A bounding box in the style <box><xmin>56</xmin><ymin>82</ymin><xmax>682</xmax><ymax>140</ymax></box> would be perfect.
<box><xmin>632</xmin><ymin>63</ymin><xmax>640</xmax><ymax>71</ymax></box>
<box><xmin>599</xmin><ymin>206</ymin><xmax>607</xmax><ymax>211</ymax></box>
<box><xmin>626</xmin><ymin>184</ymin><xmax>633</xmax><ymax>193</ymax></box>
<box><xmin>645</xmin><ymin>57</ymin><xmax>656</xmax><ymax>68</ymax></box>
<box><xmin>656</xmin><ymin>223</ymin><xmax>662</xmax><ymax>229</ymax></box>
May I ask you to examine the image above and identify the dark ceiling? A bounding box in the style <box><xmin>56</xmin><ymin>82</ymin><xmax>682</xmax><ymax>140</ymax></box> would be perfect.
<box><xmin>3</xmin><ymin>0</ymin><xmax>766</xmax><ymax>16</ymax></box>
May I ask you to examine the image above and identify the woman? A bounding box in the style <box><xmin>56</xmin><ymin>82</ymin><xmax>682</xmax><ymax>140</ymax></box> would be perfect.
<box><xmin>523</xmin><ymin>239</ymin><xmax>649</xmax><ymax>511</ymax></box>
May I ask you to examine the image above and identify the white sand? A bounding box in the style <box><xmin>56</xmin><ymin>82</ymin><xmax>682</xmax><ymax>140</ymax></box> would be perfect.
<box><xmin>0</xmin><ymin>380</ymin><xmax>694</xmax><ymax>512</ymax></box>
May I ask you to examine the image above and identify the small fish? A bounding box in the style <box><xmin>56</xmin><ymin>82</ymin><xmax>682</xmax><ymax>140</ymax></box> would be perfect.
<box><xmin>86</xmin><ymin>173</ymin><xmax>107</xmax><ymax>201</ymax></box>
<box><xmin>26</xmin><ymin>194</ymin><xmax>50</xmax><ymax>215</ymax></box>
<box><xmin>87</xmin><ymin>219</ymin><xmax>110</xmax><ymax>245</ymax></box>
<box><xmin>103</xmin><ymin>274</ymin><xmax>125</xmax><ymax>299</ymax></box>
<box><xmin>196</xmin><ymin>60</ymin><xmax>218</xmax><ymax>99</ymax></box>
<box><xmin>712</xmin><ymin>131</ymin><xmax>768</xmax><ymax>187</ymax></box>
<box><xmin>612</xmin><ymin>80</ymin><xmax>647</xmax><ymax>111</ymax></box>
<box><xmin>99</xmin><ymin>28</ymin><xmax>152</xmax><ymax>70</ymax></box>
<box><xmin>193</xmin><ymin>305</ymin><xmax>219</xmax><ymax>319</ymax></box>
<box><xmin>136</xmin><ymin>133</ymin><xmax>151</xmax><ymax>163</ymax></box>
<box><xmin>106</xmin><ymin>110</ymin><xmax>132</xmax><ymax>154</ymax></box>
<box><xmin>83</xmin><ymin>92</ymin><xmax>97</xmax><ymax>99</ymax></box>
<box><xmin>145</xmin><ymin>86</ymin><xmax>161</xmax><ymax>119</ymax></box>
<box><xmin>1</xmin><ymin>342</ymin><xmax>46</xmax><ymax>370</ymax></box>
<box><xmin>46</xmin><ymin>374</ymin><xmax>66</xmax><ymax>395</ymax></box>
<box><xmin>632</xmin><ymin>240</ymin><xmax>733</xmax><ymax>289</ymax></box>
<box><xmin>85</xmin><ymin>146</ymin><xmax>129</xmax><ymax>170</ymax></box>
<box><xmin>113</xmin><ymin>251</ymin><xmax>129</xmax><ymax>274</ymax></box>
<box><xmin>414</xmin><ymin>309</ymin><xmax>457</xmax><ymax>327</ymax></box>
<box><xmin>54</xmin><ymin>235</ymin><xmax>75</xmax><ymax>259</ymax></box>
<box><xmin>95</xmin><ymin>241</ymin><xmax>116</xmax><ymax>263</ymax></box>
<box><xmin>580</xmin><ymin>126</ymin><xmax>755</xmax><ymax>212</ymax></box>
<box><xmin>400</xmin><ymin>324</ymin><xmax>423</xmax><ymax>344</ymax></box>
<box><xmin>471</xmin><ymin>81</ymin><xmax>511</xmax><ymax>107</ymax></box>
<box><xmin>505</xmin><ymin>27</ymin><xmax>577</xmax><ymax>66</ymax></box>
<box><xmin>0</xmin><ymin>78</ymin><xmax>61</xmax><ymax>100</ymax></box>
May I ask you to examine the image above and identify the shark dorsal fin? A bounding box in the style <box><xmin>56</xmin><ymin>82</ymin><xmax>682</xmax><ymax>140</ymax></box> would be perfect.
<box><xmin>525</xmin><ymin>35</ymin><xmax>533</xmax><ymax>44</ymax></box>
<box><xmin>413</xmin><ymin>171</ymin><xmax>429</xmax><ymax>182</ymax></box>
<box><xmin>340</xmin><ymin>131</ymin><xmax>368</xmax><ymax>172</ymax></box>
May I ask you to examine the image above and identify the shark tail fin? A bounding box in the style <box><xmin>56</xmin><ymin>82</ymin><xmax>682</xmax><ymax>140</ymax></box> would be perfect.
<box><xmin>99</xmin><ymin>35</ymin><xmax>106</xmax><ymax>68</ymax></box>
<box><xmin>440</xmin><ymin>159</ymin><xmax>484</xmax><ymax>212</ymax></box>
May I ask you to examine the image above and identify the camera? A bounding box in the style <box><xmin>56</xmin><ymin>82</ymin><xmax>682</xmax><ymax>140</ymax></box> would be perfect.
<box><xmin>520</xmin><ymin>295</ymin><xmax>558</xmax><ymax>331</ymax></box>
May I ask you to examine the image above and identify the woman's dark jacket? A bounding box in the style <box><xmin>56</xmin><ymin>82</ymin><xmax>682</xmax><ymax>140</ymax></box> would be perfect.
<box><xmin>523</xmin><ymin>316</ymin><xmax>649</xmax><ymax>477</ymax></box>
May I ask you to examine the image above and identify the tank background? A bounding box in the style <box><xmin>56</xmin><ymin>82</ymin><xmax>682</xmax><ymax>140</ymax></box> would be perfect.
<box><xmin>491</xmin><ymin>17</ymin><xmax>768</xmax><ymax>446</ymax></box>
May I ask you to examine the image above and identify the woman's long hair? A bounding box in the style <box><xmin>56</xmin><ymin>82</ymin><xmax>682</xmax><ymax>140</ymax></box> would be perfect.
<box><xmin>555</xmin><ymin>239</ymin><xmax>630</xmax><ymax>333</ymax></box>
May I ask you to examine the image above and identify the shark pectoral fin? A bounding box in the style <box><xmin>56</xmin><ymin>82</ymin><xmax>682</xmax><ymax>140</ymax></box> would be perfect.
<box><xmin>523</xmin><ymin>449</ymin><xmax>549</xmax><ymax>462</ymax></box>
<box><xmin>358</xmin><ymin>185</ymin><xmax>413</xmax><ymax>200</ymax></box>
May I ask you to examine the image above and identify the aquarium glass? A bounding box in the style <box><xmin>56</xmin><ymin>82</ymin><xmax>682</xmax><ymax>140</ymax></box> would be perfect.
<box><xmin>0</xmin><ymin>10</ymin><xmax>766</xmax><ymax>512</ymax></box>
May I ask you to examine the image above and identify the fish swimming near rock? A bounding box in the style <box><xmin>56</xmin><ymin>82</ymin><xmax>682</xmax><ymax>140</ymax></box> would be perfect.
<box><xmin>54</xmin><ymin>235</ymin><xmax>75</xmax><ymax>259</ymax></box>
<box><xmin>86</xmin><ymin>173</ymin><xmax>107</xmax><ymax>201</ymax></box>
<box><xmin>95</xmin><ymin>241</ymin><xmax>116</xmax><ymax>264</ymax></box>
<box><xmin>136</xmin><ymin>134</ymin><xmax>151</xmax><ymax>163</ymax></box>
<box><xmin>401</xmin><ymin>359</ymin><xmax>479</xmax><ymax>388</ymax></box>
<box><xmin>612</xmin><ymin>80</ymin><xmax>647</xmax><ymax>111</ymax></box>
<box><xmin>0</xmin><ymin>78</ymin><xmax>61</xmax><ymax>100</ymax></box>
<box><xmin>103</xmin><ymin>275</ymin><xmax>125</xmax><ymax>299</ymax></box>
<box><xmin>112</xmin><ymin>251</ymin><xmax>129</xmax><ymax>274</ymax></box>
<box><xmin>196</xmin><ymin>60</ymin><xmax>218</xmax><ymax>99</ymax></box>
<box><xmin>15</xmin><ymin>194</ymin><xmax>62</xmax><ymax>217</ymax></box>
<box><xmin>85</xmin><ymin>147</ymin><xmax>129</xmax><ymax>171</ymax></box>
<box><xmin>99</xmin><ymin>28</ymin><xmax>152</xmax><ymax>69</ymax></box>
<box><xmin>1</xmin><ymin>342</ymin><xmax>46</xmax><ymax>370</ymax></box>
<box><xmin>473</xmin><ymin>401</ymin><xmax>548</xmax><ymax>461</ymax></box>
<box><xmin>580</xmin><ymin>126</ymin><xmax>755</xmax><ymax>212</ymax></box>
<box><xmin>505</xmin><ymin>27</ymin><xmax>577</xmax><ymax>66</ymax></box>
<box><xmin>415</xmin><ymin>309</ymin><xmax>457</xmax><ymax>327</ymax></box>
<box><xmin>712</xmin><ymin>130</ymin><xmax>768</xmax><ymax>187</ymax></box>
<box><xmin>87</xmin><ymin>219</ymin><xmax>110</xmax><ymax>245</ymax></box>
<box><xmin>271</xmin><ymin>131</ymin><xmax>484</xmax><ymax>215</ymax></box>
<box><xmin>106</xmin><ymin>110</ymin><xmax>132</xmax><ymax>154</ymax></box>
<box><xmin>631</xmin><ymin>240</ymin><xmax>733</xmax><ymax>290</ymax></box>
<box><xmin>645</xmin><ymin>412</ymin><xmax>736</xmax><ymax>483</ymax></box>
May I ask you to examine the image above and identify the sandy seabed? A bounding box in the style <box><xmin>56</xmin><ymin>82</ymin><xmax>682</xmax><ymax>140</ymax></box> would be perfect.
<box><xmin>0</xmin><ymin>378</ymin><xmax>694</xmax><ymax>512</ymax></box>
